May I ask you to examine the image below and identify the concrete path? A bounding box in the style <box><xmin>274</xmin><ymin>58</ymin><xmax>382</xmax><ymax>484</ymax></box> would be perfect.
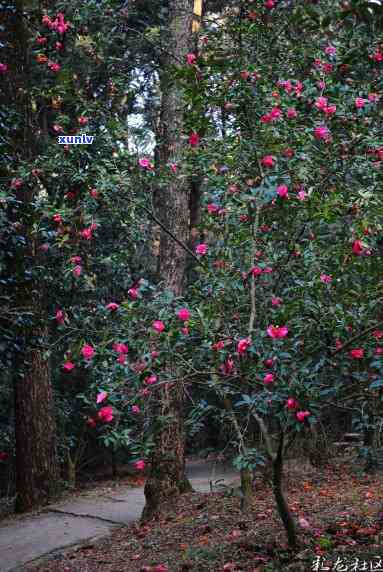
<box><xmin>0</xmin><ymin>459</ymin><xmax>239</xmax><ymax>572</ymax></box>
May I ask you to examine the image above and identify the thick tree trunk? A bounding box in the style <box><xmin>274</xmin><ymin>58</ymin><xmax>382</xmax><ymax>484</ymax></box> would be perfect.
<box><xmin>14</xmin><ymin>328</ymin><xmax>59</xmax><ymax>512</ymax></box>
<box><xmin>142</xmin><ymin>0</ymin><xmax>194</xmax><ymax>521</ymax></box>
<box><xmin>10</xmin><ymin>0</ymin><xmax>59</xmax><ymax>513</ymax></box>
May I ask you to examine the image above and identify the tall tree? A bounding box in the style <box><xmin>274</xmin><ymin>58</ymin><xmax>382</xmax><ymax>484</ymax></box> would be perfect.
<box><xmin>142</xmin><ymin>0</ymin><xmax>195</xmax><ymax>521</ymax></box>
<box><xmin>3</xmin><ymin>0</ymin><xmax>59</xmax><ymax>512</ymax></box>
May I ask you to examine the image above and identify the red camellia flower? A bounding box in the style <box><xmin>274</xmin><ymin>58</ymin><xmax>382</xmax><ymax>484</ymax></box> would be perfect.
<box><xmin>296</xmin><ymin>410</ymin><xmax>311</xmax><ymax>422</ymax></box>
<box><xmin>63</xmin><ymin>361</ymin><xmax>75</xmax><ymax>372</ymax></box>
<box><xmin>352</xmin><ymin>239</ymin><xmax>364</xmax><ymax>255</ymax></box>
<box><xmin>0</xmin><ymin>452</ymin><xmax>9</xmax><ymax>461</ymax></box>
<box><xmin>152</xmin><ymin>320</ymin><xmax>165</xmax><ymax>333</ymax></box>
<box><xmin>186</xmin><ymin>53</ymin><xmax>197</xmax><ymax>65</ymax></box>
<box><xmin>55</xmin><ymin>309</ymin><xmax>65</xmax><ymax>324</ymax></box>
<box><xmin>264</xmin><ymin>373</ymin><xmax>274</xmax><ymax>384</ymax></box>
<box><xmin>237</xmin><ymin>338</ymin><xmax>251</xmax><ymax>354</ymax></box>
<box><xmin>53</xmin><ymin>213</ymin><xmax>62</xmax><ymax>224</ymax></box>
<box><xmin>188</xmin><ymin>132</ymin><xmax>200</xmax><ymax>147</ymax></box>
<box><xmin>113</xmin><ymin>342</ymin><xmax>129</xmax><ymax>354</ymax></box>
<box><xmin>78</xmin><ymin>116</ymin><xmax>88</xmax><ymax>126</ymax></box>
<box><xmin>98</xmin><ymin>406</ymin><xmax>114</xmax><ymax>423</ymax></box>
<box><xmin>81</xmin><ymin>344</ymin><xmax>95</xmax><ymax>360</ymax></box>
<box><xmin>177</xmin><ymin>308</ymin><xmax>190</xmax><ymax>321</ymax></box>
<box><xmin>267</xmin><ymin>325</ymin><xmax>288</xmax><ymax>338</ymax></box>
<box><xmin>134</xmin><ymin>460</ymin><xmax>145</xmax><ymax>470</ymax></box>
<box><xmin>106</xmin><ymin>302</ymin><xmax>119</xmax><ymax>311</ymax></box>
<box><xmin>349</xmin><ymin>348</ymin><xmax>364</xmax><ymax>359</ymax></box>
<box><xmin>261</xmin><ymin>155</ymin><xmax>275</xmax><ymax>168</ymax></box>
<box><xmin>86</xmin><ymin>418</ymin><xmax>97</xmax><ymax>428</ymax></box>
<box><xmin>286</xmin><ymin>398</ymin><xmax>298</xmax><ymax>410</ymax></box>
<box><xmin>372</xmin><ymin>330</ymin><xmax>383</xmax><ymax>341</ymax></box>
<box><xmin>128</xmin><ymin>287</ymin><xmax>139</xmax><ymax>299</ymax></box>
<box><xmin>144</xmin><ymin>374</ymin><xmax>158</xmax><ymax>385</ymax></box>
<box><xmin>195</xmin><ymin>243</ymin><xmax>208</xmax><ymax>255</ymax></box>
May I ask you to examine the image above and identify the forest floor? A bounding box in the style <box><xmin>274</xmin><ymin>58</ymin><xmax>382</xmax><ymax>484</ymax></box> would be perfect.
<box><xmin>14</xmin><ymin>458</ymin><xmax>383</xmax><ymax>572</ymax></box>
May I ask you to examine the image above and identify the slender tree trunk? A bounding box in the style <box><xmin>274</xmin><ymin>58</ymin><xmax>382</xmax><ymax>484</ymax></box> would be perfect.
<box><xmin>272</xmin><ymin>432</ymin><xmax>298</xmax><ymax>549</ymax></box>
<box><xmin>142</xmin><ymin>0</ymin><xmax>194</xmax><ymax>522</ymax></box>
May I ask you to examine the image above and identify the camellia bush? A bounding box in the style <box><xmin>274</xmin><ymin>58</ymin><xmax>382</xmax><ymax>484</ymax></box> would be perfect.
<box><xmin>1</xmin><ymin>0</ymin><xmax>383</xmax><ymax>548</ymax></box>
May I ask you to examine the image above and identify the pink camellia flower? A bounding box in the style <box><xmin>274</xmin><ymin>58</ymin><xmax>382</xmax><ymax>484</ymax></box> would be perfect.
<box><xmin>113</xmin><ymin>342</ymin><xmax>129</xmax><ymax>353</ymax></box>
<box><xmin>186</xmin><ymin>53</ymin><xmax>197</xmax><ymax>65</ymax></box>
<box><xmin>138</xmin><ymin>157</ymin><xmax>153</xmax><ymax>169</ymax></box>
<box><xmin>70</xmin><ymin>256</ymin><xmax>81</xmax><ymax>264</ymax></box>
<box><xmin>0</xmin><ymin>452</ymin><xmax>9</xmax><ymax>461</ymax></box>
<box><xmin>131</xmin><ymin>405</ymin><xmax>140</xmax><ymax>414</ymax></box>
<box><xmin>297</xmin><ymin>190</ymin><xmax>307</xmax><ymax>201</ymax></box>
<box><xmin>10</xmin><ymin>178</ymin><xmax>23</xmax><ymax>189</ymax></box>
<box><xmin>106</xmin><ymin>302</ymin><xmax>119</xmax><ymax>311</ymax></box>
<box><xmin>117</xmin><ymin>354</ymin><xmax>127</xmax><ymax>364</ymax></box>
<box><xmin>63</xmin><ymin>361</ymin><xmax>75</xmax><ymax>372</ymax></box>
<box><xmin>220</xmin><ymin>357</ymin><xmax>235</xmax><ymax>376</ymax></box>
<box><xmin>372</xmin><ymin>50</ymin><xmax>383</xmax><ymax>62</ymax></box>
<box><xmin>265</xmin><ymin>0</ymin><xmax>275</xmax><ymax>8</ymax></box>
<box><xmin>213</xmin><ymin>340</ymin><xmax>225</xmax><ymax>351</ymax></box>
<box><xmin>169</xmin><ymin>163</ymin><xmax>178</xmax><ymax>173</ymax></box>
<box><xmin>195</xmin><ymin>243</ymin><xmax>208</xmax><ymax>255</ymax></box>
<box><xmin>80</xmin><ymin>227</ymin><xmax>93</xmax><ymax>240</ymax></box>
<box><xmin>55</xmin><ymin>41</ymin><xmax>64</xmax><ymax>50</ymax></box>
<box><xmin>128</xmin><ymin>287</ymin><xmax>139</xmax><ymax>300</ymax></box>
<box><xmin>81</xmin><ymin>344</ymin><xmax>95</xmax><ymax>360</ymax></box>
<box><xmin>89</xmin><ymin>188</ymin><xmax>98</xmax><ymax>198</ymax></box>
<box><xmin>286</xmin><ymin>398</ymin><xmax>298</xmax><ymax>410</ymax></box>
<box><xmin>335</xmin><ymin>339</ymin><xmax>343</xmax><ymax>350</ymax></box>
<box><xmin>314</xmin><ymin>125</ymin><xmax>330</xmax><ymax>141</ymax></box>
<box><xmin>98</xmin><ymin>406</ymin><xmax>114</xmax><ymax>423</ymax></box>
<box><xmin>0</xmin><ymin>63</ymin><xmax>8</xmax><ymax>73</ymax></box>
<box><xmin>320</xmin><ymin>274</ymin><xmax>332</xmax><ymax>284</ymax></box>
<box><xmin>96</xmin><ymin>391</ymin><xmax>108</xmax><ymax>404</ymax></box>
<box><xmin>375</xmin><ymin>347</ymin><xmax>383</xmax><ymax>356</ymax></box>
<box><xmin>152</xmin><ymin>320</ymin><xmax>165</xmax><ymax>333</ymax></box>
<box><xmin>271</xmin><ymin>297</ymin><xmax>282</xmax><ymax>306</ymax></box>
<box><xmin>324</xmin><ymin>104</ymin><xmax>336</xmax><ymax>115</ymax></box>
<box><xmin>37</xmin><ymin>36</ymin><xmax>47</xmax><ymax>45</ymax></box>
<box><xmin>55</xmin><ymin>309</ymin><xmax>65</xmax><ymax>324</ymax></box>
<box><xmin>315</xmin><ymin>96</ymin><xmax>328</xmax><ymax>111</ymax></box>
<box><xmin>264</xmin><ymin>373</ymin><xmax>274</xmax><ymax>384</ymax></box>
<box><xmin>189</xmin><ymin>132</ymin><xmax>200</xmax><ymax>147</ymax></box>
<box><xmin>53</xmin><ymin>213</ymin><xmax>62</xmax><ymax>223</ymax></box>
<box><xmin>207</xmin><ymin>203</ymin><xmax>219</xmax><ymax>214</ymax></box>
<box><xmin>325</xmin><ymin>45</ymin><xmax>336</xmax><ymax>56</ymax></box>
<box><xmin>270</xmin><ymin>107</ymin><xmax>282</xmax><ymax>121</ymax></box>
<box><xmin>177</xmin><ymin>308</ymin><xmax>190</xmax><ymax>321</ymax></box>
<box><xmin>73</xmin><ymin>265</ymin><xmax>82</xmax><ymax>277</ymax></box>
<box><xmin>154</xmin><ymin>565</ymin><xmax>168</xmax><ymax>572</ymax></box>
<box><xmin>151</xmin><ymin>351</ymin><xmax>159</xmax><ymax>359</ymax></box>
<box><xmin>296</xmin><ymin>410</ymin><xmax>311</xmax><ymax>422</ymax></box>
<box><xmin>251</xmin><ymin>266</ymin><xmax>262</xmax><ymax>276</ymax></box>
<box><xmin>261</xmin><ymin>113</ymin><xmax>272</xmax><ymax>123</ymax></box>
<box><xmin>52</xmin><ymin>124</ymin><xmax>64</xmax><ymax>133</ymax></box>
<box><xmin>355</xmin><ymin>97</ymin><xmax>367</xmax><ymax>109</ymax></box>
<box><xmin>263</xmin><ymin>267</ymin><xmax>273</xmax><ymax>274</ymax></box>
<box><xmin>287</xmin><ymin>108</ymin><xmax>298</xmax><ymax>119</ymax></box>
<box><xmin>323</xmin><ymin>63</ymin><xmax>333</xmax><ymax>74</ymax></box>
<box><xmin>276</xmin><ymin>184</ymin><xmax>288</xmax><ymax>198</ymax></box>
<box><xmin>237</xmin><ymin>338</ymin><xmax>251</xmax><ymax>354</ymax></box>
<box><xmin>78</xmin><ymin>116</ymin><xmax>88</xmax><ymax>126</ymax></box>
<box><xmin>349</xmin><ymin>348</ymin><xmax>364</xmax><ymax>359</ymax></box>
<box><xmin>134</xmin><ymin>460</ymin><xmax>145</xmax><ymax>470</ymax></box>
<box><xmin>261</xmin><ymin>155</ymin><xmax>274</xmax><ymax>168</ymax></box>
<box><xmin>144</xmin><ymin>374</ymin><xmax>158</xmax><ymax>385</ymax></box>
<box><xmin>372</xmin><ymin>330</ymin><xmax>383</xmax><ymax>340</ymax></box>
<box><xmin>48</xmin><ymin>62</ymin><xmax>61</xmax><ymax>72</ymax></box>
<box><xmin>267</xmin><ymin>325</ymin><xmax>288</xmax><ymax>339</ymax></box>
<box><xmin>352</xmin><ymin>239</ymin><xmax>364</xmax><ymax>255</ymax></box>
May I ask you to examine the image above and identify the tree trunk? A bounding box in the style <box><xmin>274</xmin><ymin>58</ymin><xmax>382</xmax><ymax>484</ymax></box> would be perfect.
<box><xmin>14</xmin><ymin>332</ymin><xmax>59</xmax><ymax>512</ymax></box>
<box><xmin>272</xmin><ymin>433</ymin><xmax>298</xmax><ymax>549</ymax></box>
<box><xmin>240</xmin><ymin>467</ymin><xmax>253</xmax><ymax>512</ymax></box>
<box><xmin>9</xmin><ymin>0</ymin><xmax>59</xmax><ymax>513</ymax></box>
<box><xmin>142</xmin><ymin>0</ymin><xmax>194</xmax><ymax>521</ymax></box>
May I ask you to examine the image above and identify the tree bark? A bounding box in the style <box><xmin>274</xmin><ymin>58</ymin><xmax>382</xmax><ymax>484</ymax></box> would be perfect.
<box><xmin>272</xmin><ymin>432</ymin><xmax>298</xmax><ymax>549</ymax></box>
<box><xmin>9</xmin><ymin>0</ymin><xmax>59</xmax><ymax>513</ymax></box>
<box><xmin>142</xmin><ymin>0</ymin><xmax>194</xmax><ymax>521</ymax></box>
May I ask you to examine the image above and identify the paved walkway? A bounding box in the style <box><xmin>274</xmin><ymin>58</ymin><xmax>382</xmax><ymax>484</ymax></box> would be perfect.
<box><xmin>0</xmin><ymin>459</ymin><xmax>239</xmax><ymax>572</ymax></box>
